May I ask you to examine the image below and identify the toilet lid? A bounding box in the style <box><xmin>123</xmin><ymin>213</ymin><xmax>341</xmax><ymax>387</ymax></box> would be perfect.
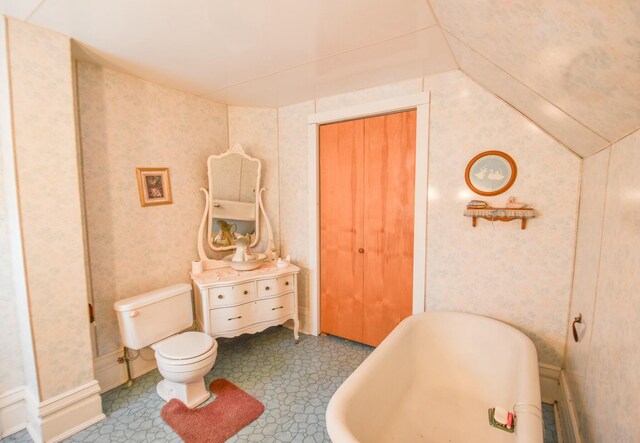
<box><xmin>156</xmin><ymin>332</ymin><xmax>215</xmax><ymax>360</ymax></box>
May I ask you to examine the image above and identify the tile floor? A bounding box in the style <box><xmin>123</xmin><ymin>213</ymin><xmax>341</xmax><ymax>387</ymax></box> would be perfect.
<box><xmin>3</xmin><ymin>326</ymin><xmax>559</xmax><ymax>442</ymax></box>
<box><xmin>542</xmin><ymin>403</ymin><xmax>558</xmax><ymax>443</ymax></box>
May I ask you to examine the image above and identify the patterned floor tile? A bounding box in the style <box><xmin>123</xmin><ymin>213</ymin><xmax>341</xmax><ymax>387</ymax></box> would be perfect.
<box><xmin>542</xmin><ymin>403</ymin><xmax>559</xmax><ymax>443</ymax></box>
<box><xmin>2</xmin><ymin>327</ymin><xmax>559</xmax><ymax>442</ymax></box>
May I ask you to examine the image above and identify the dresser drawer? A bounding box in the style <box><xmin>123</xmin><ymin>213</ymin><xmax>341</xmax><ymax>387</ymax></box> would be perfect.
<box><xmin>209</xmin><ymin>302</ymin><xmax>258</xmax><ymax>334</ymax></box>
<box><xmin>208</xmin><ymin>281</ymin><xmax>255</xmax><ymax>307</ymax></box>
<box><xmin>256</xmin><ymin>293</ymin><xmax>294</xmax><ymax>322</ymax></box>
<box><xmin>257</xmin><ymin>274</ymin><xmax>294</xmax><ymax>298</ymax></box>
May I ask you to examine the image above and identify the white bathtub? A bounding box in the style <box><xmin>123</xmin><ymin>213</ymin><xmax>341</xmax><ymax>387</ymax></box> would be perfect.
<box><xmin>327</xmin><ymin>311</ymin><xmax>544</xmax><ymax>443</ymax></box>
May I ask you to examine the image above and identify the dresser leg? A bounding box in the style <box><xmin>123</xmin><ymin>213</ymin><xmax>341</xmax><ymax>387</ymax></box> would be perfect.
<box><xmin>293</xmin><ymin>316</ymin><xmax>300</xmax><ymax>343</ymax></box>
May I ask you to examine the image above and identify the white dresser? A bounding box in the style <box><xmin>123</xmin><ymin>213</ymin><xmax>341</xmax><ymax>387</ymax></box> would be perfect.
<box><xmin>191</xmin><ymin>261</ymin><xmax>300</xmax><ymax>342</ymax></box>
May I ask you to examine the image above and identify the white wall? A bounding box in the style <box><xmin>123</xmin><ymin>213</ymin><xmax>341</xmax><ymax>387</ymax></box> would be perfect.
<box><xmin>277</xmin><ymin>101</ymin><xmax>315</xmax><ymax>328</ymax></box>
<box><xmin>423</xmin><ymin>72</ymin><xmax>580</xmax><ymax>366</ymax></box>
<box><xmin>7</xmin><ymin>18</ymin><xmax>95</xmax><ymax>401</ymax></box>
<box><xmin>564</xmin><ymin>128</ymin><xmax>640</xmax><ymax>442</ymax></box>
<box><xmin>0</xmin><ymin>136</ymin><xmax>24</xmax><ymax>396</ymax></box>
<box><xmin>227</xmin><ymin>106</ymin><xmax>280</xmax><ymax>255</ymax></box>
<box><xmin>0</xmin><ymin>17</ymin><xmax>25</xmax><ymax>396</ymax></box>
<box><xmin>76</xmin><ymin>62</ymin><xmax>229</xmax><ymax>357</ymax></box>
<box><xmin>277</xmin><ymin>71</ymin><xmax>581</xmax><ymax>366</ymax></box>
<box><xmin>77</xmin><ymin>66</ymin><xmax>582</xmax><ymax>368</ymax></box>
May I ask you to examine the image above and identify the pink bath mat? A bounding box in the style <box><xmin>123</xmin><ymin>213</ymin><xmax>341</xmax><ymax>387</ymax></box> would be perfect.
<box><xmin>161</xmin><ymin>379</ymin><xmax>265</xmax><ymax>443</ymax></box>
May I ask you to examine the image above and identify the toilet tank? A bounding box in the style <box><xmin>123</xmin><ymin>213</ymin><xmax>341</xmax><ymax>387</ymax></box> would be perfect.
<box><xmin>114</xmin><ymin>283</ymin><xmax>193</xmax><ymax>350</ymax></box>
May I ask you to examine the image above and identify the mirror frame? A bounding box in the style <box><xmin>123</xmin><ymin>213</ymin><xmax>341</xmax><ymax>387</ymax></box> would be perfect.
<box><xmin>206</xmin><ymin>144</ymin><xmax>262</xmax><ymax>251</ymax></box>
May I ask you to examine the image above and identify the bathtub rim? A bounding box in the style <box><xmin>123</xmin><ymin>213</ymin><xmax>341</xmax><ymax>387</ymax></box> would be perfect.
<box><xmin>326</xmin><ymin>310</ymin><xmax>543</xmax><ymax>443</ymax></box>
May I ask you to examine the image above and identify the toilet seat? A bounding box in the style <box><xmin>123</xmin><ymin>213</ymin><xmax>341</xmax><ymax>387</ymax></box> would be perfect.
<box><xmin>155</xmin><ymin>331</ymin><xmax>217</xmax><ymax>366</ymax></box>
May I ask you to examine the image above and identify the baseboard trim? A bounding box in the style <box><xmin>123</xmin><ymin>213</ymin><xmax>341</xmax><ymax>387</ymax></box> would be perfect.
<box><xmin>282</xmin><ymin>306</ymin><xmax>312</xmax><ymax>336</ymax></box>
<box><xmin>554</xmin><ymin>402</ymin><xmax>564</xmax><ymax>443</ymax></box>
<box><xmin>0</xmin><ymin>386</ymin><xmax>27</xmax><ymax>438</ymax></box>
<box><xmin>539</xmin><ymin>363</ymin><xmax>561</xmax><ymax>403</ymax></box>
<box><xmin>557</xmin><ymin>370</ymin><xmax>582</xmax><ymax>443</ymax></box>
<box><xmin>298</xmin><ymin>306</ymin><xmax>312</xmax><ymax>335</ymax></box>
<box><xmin>94</xmin><ymin>347</ymin><xmax>158</xmax><ymax>393</ymax></box>
<box><xmin>24</xmin><ymin>380</ymin><xmax>105</xmax><ymax>443</ymax></box>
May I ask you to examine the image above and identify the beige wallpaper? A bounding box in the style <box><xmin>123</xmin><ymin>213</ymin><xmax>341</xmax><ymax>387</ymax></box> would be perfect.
<box><xmin>8</xmin><ymin>18</ymin><xmax>95</xmax><ymax>400</ymax></box>
<box><xmin>79</xmin><ymin>66</ymin><xmax>580</xmax><ymax>370</ymax></box>
<box><xmin>0</xmin><ymin>16</ymin><xmax>39</xmax><ymax>399</ymax></box>
<box><xmin>0</xmin><ymin>17</ymin><xmax>25</xmax><ymax>396</ymax></box>
<box><xmin>564</xmin><ymin>129</ymin><xmax>640</xmax><ymax>442</ymax></box>
<box><xmin>227</xmin><ymin>106</ymin><xmax>280</xmax><ymax>255</ymax></box>
<box><xmin>277</xmin><ymin>71</ymin><xmax>580</xmax><ymax>366</ymax></box>
<box><xmin>563</xmin><ymin>148</ymin><xmax>609</xmax><ymax>428</ymax></box>
<box><xmin>77</xmin><ymin>62</ymin><xmax>229</xmax><ymax>357</ymax></box>
<box><xmin>423</xmin><ymin>71</ymin><xmax>580</xmax><ymax>366</ymax></box>
<box><xmin>277</xmin><ymin>101</ymin><xmax>315</xmax><ymax>315</ymax></box>
<box><xmin>0</xmin><ymin>134</ymin><xmax>25</xmax><ymax>395</ymax></box>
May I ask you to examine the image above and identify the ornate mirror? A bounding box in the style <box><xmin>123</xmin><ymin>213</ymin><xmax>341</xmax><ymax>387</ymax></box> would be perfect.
<box><xmin>207</xmin><ymin>145</ymin><xmax>261</xmax><ymax>250</ymax></box>
<box><xmin>197</xmin><ymin>144</ymin><xmax>276</xmax><ymax>267</ymax></box>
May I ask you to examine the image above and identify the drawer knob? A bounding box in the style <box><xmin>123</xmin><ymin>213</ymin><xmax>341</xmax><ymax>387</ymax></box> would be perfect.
<box><xmin>244</xmin><ymin>290</ymin><xmax>248</xmax><ymax>295</ymax></box>
<box><xmin>358</xmin><ymin>248</ymin><xmax>364</xmax><ymax>253</ymax></box>
<box><xmin>228</xmin><ymin>316</ymin><xmax>242</xmax><ymax>321</ymax></box>
<box><xmin>285</xmin><ymin>281</ymin><xmax>289</xmax><ymax>286</ymax></box>
<box><xmin>271</xmin><ymin>306</ymin><xmax>284</xmax><ymax>311</ymax></box>
<box><xmin>265</xmin><ymin>286</ymin><xmax>270</xmax><ymax>291</ymax></box>
<box><xmin>218</xmin><ymin>294</ymin><xmax>224</xmax><ymax>299</ymax></box>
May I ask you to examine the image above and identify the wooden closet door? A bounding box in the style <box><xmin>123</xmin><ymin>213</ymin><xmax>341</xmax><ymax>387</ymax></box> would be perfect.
<box><xmin>362</xmin><ymin>110</ymin><xmax>416</xmax><ymax>346</ymax></box>
<box><xmin>319</xmin><ymin>119</ymin><xmax>365</xmax><ymax>342</ymax></box>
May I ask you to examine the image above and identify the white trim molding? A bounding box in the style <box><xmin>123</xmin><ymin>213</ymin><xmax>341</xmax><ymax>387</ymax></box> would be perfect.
<box><xmin>557</xmin><ymin>370</ymin><xmax>583</xmax><ymax>443</ymax></box>
<box><xmin>539</xmin><ymin>362</ymin><xmax>561</xmax><ymax>404</ymax></box>
<box><xmin>94</xmin><ymin>347</ymin><xmax>158</xmax><ymax>394</ymax></box>
<box><xmin>307</xmin><ymin>92</ymin><xmax>431</xmax><ymax>336</ymax></box>
<box><xmin>0</xmin><ymin>386</ymin><xmax>27</xmax><ymax>438</ymax></box>
<box><xmin>297</xmin><ymin>306</ymin><xmax>312</xmax><ymax>335</ymax></box>
<box><xmin>24</xmin><ymin>381</ymin><xmax>105</xmax><ymax>443</ymax></box>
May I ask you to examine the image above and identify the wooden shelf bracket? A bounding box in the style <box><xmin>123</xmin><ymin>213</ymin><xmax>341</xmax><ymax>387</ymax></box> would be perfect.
<box><xmin>464</xmin><ymin>208</ymin><xmax>536</xmax><ymax>230</ymax></box>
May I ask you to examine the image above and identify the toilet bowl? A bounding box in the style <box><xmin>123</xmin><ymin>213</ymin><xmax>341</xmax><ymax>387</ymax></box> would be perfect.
<box><xmin>152</xmin><ymin>331</ymin><xmax>218</xmax><ymax>408</ymax></box>
<box><xmin>113</xmin><ymin>284</ymin><xmax>219</xmax><ymax>409</ymax></box>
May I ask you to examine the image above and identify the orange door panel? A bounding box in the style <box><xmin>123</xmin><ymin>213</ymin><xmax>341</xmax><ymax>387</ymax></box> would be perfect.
<box><xmin>319</xmin><ymin>119</ymin><xmax>365</xmax><ymax>343</ymax></box>
<box><xmin>362</xmin><ymin>110</ymin><xmax>416</xmax><ymax>346</ymax></box>
<box><xmin>319</xmin><ymin>110</ymin><xmax>416</xmax><ymax>347</ymax></box>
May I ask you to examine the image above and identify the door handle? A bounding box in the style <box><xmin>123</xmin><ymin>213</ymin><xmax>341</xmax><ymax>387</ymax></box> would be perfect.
<box><xmin>572</xmin><ymin>313</ymin><xmax>582</xmax><ymax>342</ymax></box>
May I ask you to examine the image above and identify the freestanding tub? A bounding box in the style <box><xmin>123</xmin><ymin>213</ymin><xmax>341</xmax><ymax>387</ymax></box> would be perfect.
<box><xmin>327</xmin><ymin>311</ymin><xmax>544</xmax><ymax>443</ymax></box>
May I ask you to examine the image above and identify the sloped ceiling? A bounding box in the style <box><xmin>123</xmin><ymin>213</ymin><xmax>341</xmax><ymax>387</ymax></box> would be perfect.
<box><xmin>431</xmin><ymin>0</ymin><xmax>640</xmax><ymax>157</ymax></box>
<box><xmin>0</xmin><ymin>0</ymin><xmax>638</xmax><ymax>157</ymax></box>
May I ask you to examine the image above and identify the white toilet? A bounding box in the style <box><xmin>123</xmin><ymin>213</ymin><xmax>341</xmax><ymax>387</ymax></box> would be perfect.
<box><xmin>114</xmin><ymin>283</ymin><xmax>218</xmax><ymax>408</ymax></box>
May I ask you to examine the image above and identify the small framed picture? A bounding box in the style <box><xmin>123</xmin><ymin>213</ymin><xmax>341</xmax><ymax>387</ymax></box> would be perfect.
<box><xmin>465</xmin><ymin>150</ymin><xmax>517</xmax><ymax>196</ymax></box>
<box><xmin>136</xmin><ymin>167</ymin><xmax>172</xmax><ymax>207</ymax></box>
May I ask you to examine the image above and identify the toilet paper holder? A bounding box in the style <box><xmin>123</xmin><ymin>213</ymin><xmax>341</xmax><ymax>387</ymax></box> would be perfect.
<box><xmin>572</xmin><ymin>313</ymin><xmax>582</xmax><ymax>342</ymax></box>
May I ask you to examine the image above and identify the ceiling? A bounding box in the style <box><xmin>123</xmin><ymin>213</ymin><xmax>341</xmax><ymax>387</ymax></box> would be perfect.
<box><xmin>0</xmin><ymin>0</ymin><xmax>638</xmax><ymax>157</ymax></box>
<box><xmin>0</xmin><ymin>0</ymin><xmax>455</xmax><ymax>105</ymax></box>
<box><xmin>432</xmin><ymin>0</ymin><xmax>640</xmax><ymax>156</ymax></box>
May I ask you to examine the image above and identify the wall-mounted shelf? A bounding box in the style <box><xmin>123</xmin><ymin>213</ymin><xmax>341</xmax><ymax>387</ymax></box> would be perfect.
<box><xmin>464</xmin><ymin>207</ymin><xmax>536</xmax><ymax>230</ymax></box>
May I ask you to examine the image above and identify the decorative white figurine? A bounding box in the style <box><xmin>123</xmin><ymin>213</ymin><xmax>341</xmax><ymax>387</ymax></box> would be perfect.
<box><xmin>244</xmin><ymin>243</ymin><xmax>255</xmax><ymax>261</ymax></box>
<box><xmin>231</xmin><ymin>235</ymin><xmax>251</xmax><ymax>262</ymax></box>
<box><xmin>505</xmin><ymin>196</ymin><xmax>527</xmax><ymax>209</ymax></box>
<box><xmin>277</xmin><ymin>255</ymin><xmax>291</xmax><ymax>269</ymax></box>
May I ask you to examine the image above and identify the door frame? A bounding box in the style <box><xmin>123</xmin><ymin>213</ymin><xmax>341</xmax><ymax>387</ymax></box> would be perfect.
<box><xmin>307</xmin><ymin>92</ymin><xmax>430</xmax><ymax>336</ymax></box>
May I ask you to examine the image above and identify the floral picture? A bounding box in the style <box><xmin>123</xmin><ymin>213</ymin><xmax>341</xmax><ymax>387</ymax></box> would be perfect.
<box><xmin>465</xmin><ymin>151</ymin><xmax>517</xmax><ymax>196</ymax></box>
<box><xmin>136</xmin><ymin>167</ymin><xmax>172</xmax><ymax>206</ymax></box>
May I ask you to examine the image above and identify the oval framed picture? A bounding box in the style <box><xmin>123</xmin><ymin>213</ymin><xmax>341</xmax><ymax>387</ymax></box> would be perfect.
<box><xmin>465</xmin><ymin>150</ymin><xmax>517</xmax><ymax>196</ymax></box>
